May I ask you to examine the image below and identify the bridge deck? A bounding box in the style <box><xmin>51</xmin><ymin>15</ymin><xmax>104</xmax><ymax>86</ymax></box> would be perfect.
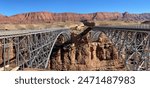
<box><xmin>94</xmin><ymin>25</ymin><xmax>150</xmax><ymax>32</ymax></box>
<box><xmin>0</xmin><ymin>25</ymin><xmax>150</xmax><ymax>37</ymax></box>
<box><xmin>0</xmin><ymin>28</ymin><xmax>69</xmax><ymax>38</ymax></box>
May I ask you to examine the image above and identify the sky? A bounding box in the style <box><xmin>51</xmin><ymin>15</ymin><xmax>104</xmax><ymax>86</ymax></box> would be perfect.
<box><xmin>0</xmin><ymin>0</ymin><xmax>150</xmax><ymax>16</ymax></box>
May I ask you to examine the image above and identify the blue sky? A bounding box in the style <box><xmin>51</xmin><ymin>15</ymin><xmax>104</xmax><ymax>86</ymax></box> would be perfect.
<box><xmin>0</xmin><ymin>0</ymin><xmax>150</xmax><ymax>16</ymax></box>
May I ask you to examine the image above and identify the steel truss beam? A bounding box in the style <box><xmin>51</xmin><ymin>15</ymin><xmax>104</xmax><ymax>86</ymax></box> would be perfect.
<box><xmin>0</xmin><ymin>25</ymin><xmax>150</xmax><ymax>71</ymax></box>
<box><xmin>0</xmin><ymin>29</ymin><xmax>70</xmax><ymax>70</ymax></box>
<box><xmin>92</xmin><ymin>26</ymin><xmax>150</xmax><ymax>71</ymax></box>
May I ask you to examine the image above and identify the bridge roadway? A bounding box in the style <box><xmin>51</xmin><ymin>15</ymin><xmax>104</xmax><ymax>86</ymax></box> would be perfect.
<box><xmin>0</xmin><ymin>25</ymin><xmax>150</xmax><ymax>71</ymax></box>
<box><xmin>0</xmin><ymin>28</ymin><xmax>69</xmax><ymax>37</ymax></box>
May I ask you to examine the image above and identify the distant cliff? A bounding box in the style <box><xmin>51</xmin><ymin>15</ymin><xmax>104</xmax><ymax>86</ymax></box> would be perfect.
<box><xmin>0</xmin><ymin>11</ymin><xmax>150</xmax><ymax>24</ymax></box>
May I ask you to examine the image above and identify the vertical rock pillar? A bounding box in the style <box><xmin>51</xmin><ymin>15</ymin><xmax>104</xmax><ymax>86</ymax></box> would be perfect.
<box><xmin>70</xmin><ymin>44</ymin><xmax>76</xmax><ymax>64</ymax></box>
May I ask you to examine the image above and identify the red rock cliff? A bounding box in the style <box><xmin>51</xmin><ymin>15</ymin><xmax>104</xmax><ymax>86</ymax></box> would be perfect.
<box><xmin>0</xmin><ymin>12</ymin><xmax>122</xmax><ymax>23</ymax></box>
<box><xmin>0</xmin><ymin>12</ymin><xmax>150</xmax><ymax>24</ymax></box>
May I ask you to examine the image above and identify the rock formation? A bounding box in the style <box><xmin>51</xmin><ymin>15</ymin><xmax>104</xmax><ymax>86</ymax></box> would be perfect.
<box><xmin>0</xmin><ymin>40</ymin><xmax>15</xmax><ymax>65</ymax></box>
<box><xmin>1</xmin><ymin>11</ymin><xmax>150</xmax><ymax>24</ymax></box>
<box><xmin>49</xmin><ymin>30</ymin><xmax>124</xmax><ymax>71</ymax></box>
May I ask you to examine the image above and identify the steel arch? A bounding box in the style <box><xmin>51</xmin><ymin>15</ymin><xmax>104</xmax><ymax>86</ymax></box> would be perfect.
<box><xmin>44</xmin><ymin>31</ymin><xmax>71</xmax><ymax>68</ymax></box>
<box><xmin>29</xmin><ymin>30</ymin><xmax>71</xmax><ymax>69</ymax></box>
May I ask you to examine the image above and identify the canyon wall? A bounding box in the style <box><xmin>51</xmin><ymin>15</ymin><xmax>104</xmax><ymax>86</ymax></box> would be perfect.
<box><xmin>0</xmin><ymin>12</ymin><xmax>150</xmax><ymax>24</ymax></box>
<box><xmin>49</xmin><ymin>32</ymin><xmax>125</xmax><ymax>71</ymax></box>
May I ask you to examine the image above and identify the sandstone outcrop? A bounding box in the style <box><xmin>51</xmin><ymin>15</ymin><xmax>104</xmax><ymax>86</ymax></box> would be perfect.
<box><xmin>0</xmin><ymin>40</ymin><xmax>15</xmax><ymax>65</ymax></box>
<box><xmin>49</xmin><ymin>30</ymin><xmax>124</xmax><ymax>71</ymax></box>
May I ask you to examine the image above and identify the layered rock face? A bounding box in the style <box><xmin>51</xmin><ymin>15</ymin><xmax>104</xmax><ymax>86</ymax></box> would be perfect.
<box><xmin>49</xmin><ymin>31</ymin><xmax>124</xmax><ymax>71</ymax></box>
<box><xmin>122</xmin><ymin>12</ymin><xmax>150</xmax><ymax>21</ymax></box>
<box><xmin>0</xmin><ymin>14</ymin><xmax>17</xmax><ymax>24</ymax></box>
<box><xmin>0</xmin><ymin>12</ymin><xmax>150</xmax><ymax>24</ymax></box>
<box><xmin>9</xmin><ymin>12</ymin><xmax>122</xmax><ymax>23</ymax></box>
<box><xmin>93</xmin><ymin>12</ymin><xmax>122</xmax><ymax>20</ymax></box>
<box><xmin>0</xmin><ymin>40</ymin><xmax>15</xmax><ymax>65</ymax></box>
<box><xmin>1</xmin><ymin>11</ymin><xmax>150</xmax><ymax>24</ymax></box>
<box><xmin>10</xmin><ymin>12</ymin><xmax>55</xmax><ymax>23</ymax></box>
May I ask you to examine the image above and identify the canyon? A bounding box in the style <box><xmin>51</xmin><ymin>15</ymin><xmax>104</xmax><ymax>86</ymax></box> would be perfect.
<box><xmin>49</xmin><ymin>30</ymin><xmax>125</xmax><ymax>71</ymax></box>
<box><xmin>0</xmin><ymin>11</ymin><xmax>149</xmax><ymax>71</ymax></box>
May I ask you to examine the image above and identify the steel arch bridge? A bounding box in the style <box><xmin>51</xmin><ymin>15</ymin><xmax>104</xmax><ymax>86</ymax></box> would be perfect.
<box><xmin>0</xmin><ymin>25</ymin><xmax>150</xmax><ymax>71</ymax></box>
<box><xmin>91</xmin><ymin>25</ymin><xmax>150</xmax><ymax>71</ymax></box>
<box><xmin>0</xmin><ymin>28</ymin><xmax>71</xmax><ymax>70</ymax></box>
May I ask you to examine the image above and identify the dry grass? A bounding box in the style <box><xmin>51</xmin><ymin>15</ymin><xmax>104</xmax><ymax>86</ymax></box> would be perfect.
<box><xmin>0</xmin><ymin>21</ymin><xmax>82</xmax><ymax>30</ymax></box>
<box><xmin>95</xmin><ymin>20</ymin><xmax>140</xmax><ymax>26</ymax></box>
<box><xmin>0</xmin><ymin>21</ymin><xmax>140</xmax><ymax>30</ymax></box>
